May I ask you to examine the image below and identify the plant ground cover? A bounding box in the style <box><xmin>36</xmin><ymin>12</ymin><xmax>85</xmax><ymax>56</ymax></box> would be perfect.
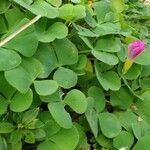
<box><xmin>0</xmin><ymin>0</ymin><xmax>150</xmax><ymax>150</ymax></box>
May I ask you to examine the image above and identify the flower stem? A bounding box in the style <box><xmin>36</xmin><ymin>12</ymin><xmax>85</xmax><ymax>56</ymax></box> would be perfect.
<box><xmin>122</xmin><ymin>58</ymin><xmax>133</xmax><ymax>75</ymax></box>
<box><xmin>0</xmin><ymin>15</ymin><xmax>41</xmax><ymax>47</ymax></box>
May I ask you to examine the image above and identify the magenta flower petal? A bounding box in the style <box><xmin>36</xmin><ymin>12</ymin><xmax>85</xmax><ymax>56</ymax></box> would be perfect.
<box><xmin>128</xmin><ymin>40</ymin><xmax>145</xmax><ymax>59</ymax></box>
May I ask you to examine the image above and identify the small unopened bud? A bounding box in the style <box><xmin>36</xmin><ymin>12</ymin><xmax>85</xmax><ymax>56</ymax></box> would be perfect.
<box><xmin>122</xmin><ymin>40</ymin><xmax>145</xmax><ymax>74</ymax></box>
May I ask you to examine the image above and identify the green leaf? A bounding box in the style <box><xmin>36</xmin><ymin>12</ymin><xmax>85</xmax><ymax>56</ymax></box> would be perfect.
<box><xmin>110</xmin><ymin>87</ymin><xmax>133</xmax><ymax>109</ymax></box>
<box><xmin>115</xmin><ymin>111</ymin><xmax>137</xmax><ymax>132</ymax></box>
<box><xmin>33</xmin><ymin>129</ymin><xmax>46</xmax><ymax>139</ymax></box>
<box><xmin>95</xmin><ymin>37</ymin><xmax>121</xmax><ymax>52</ymax></box>
<box><xmin>0</xmin><ymin>122</ymin><xmax>15</xmax><ymax>133</ymax></box>
<box><xmin>134</xmin><ymin>47</ymin><xmax>150</xmax><ymax>65</ymax></box>
<box><xmin>8</xmin><ymin>141</ymin><xmax>22</xmax><ymax>150</ymax></box>
<box><xmin>0</xmin><ymin>48</ymin><xmax>21</xmax><ymax>71</ymax></box>
<box><xmin>39</xmin><ymin>126</ymin><xmax>79</xmax><ymax>150</ymax></box>
<box><xmin>79</xmin><ymin>36</ymin><xmax>94</xmax><ymax>49</ymax></box>
<box><xmin>10</xmin><ymin>89</ymin><xmax>33</xmax><ymax>112</ymax></box>
<box><xmin>141</xmin><ymin>65</ymin><xmax>150</xmax><ymax>77</ymax></box>
<box><xmin>46</xmin><ymin>0</ymin><xmax>62</xmax><ymax>7</ymax></box>
<box><xmin>96</xmin><ymin>134</ymin><xmax>112</xmax><ymax>149</ymax></box>
<box><xmin>71</xmin><ymin>0</ymin><xmax>80</xmax><ymax>4</ymax></box>
<box><xmin>71</xmin><ymin>54</ymin><xmax>87</xmax><ymax>71</ymax></box>
<box><xmin>22</xmin><ymin>108</ymin><xmax>39</xmax><ymax>125</ymax></box>
<box><xmin>38</xmin><ymin>140</ymin><xmax>61</xmax><ymax>150</ymax></box>
<box><xmin>133</xmin><ymin>130</ymin><xmax>150</xmax><ymax>150</ymax></box>
<box><xmin>0</xmin><ymin>0</ymin><xmax>10</xmax><ymax>14</ymax></box>
<box><xmin>0</xmin><ymin>95</ymin><xmax>8</xmax><ymax>115</ymax></box>
<box><xmin>141</xmin><ymin>78</ymin><xmax>150</xmax><ymax>89</ymax></box>
<box><xmin>21</xmin><ymin>0</ymin><xmax>33</xmax><ymax>5</ymax></box>
<box><xmin>93</xmin><ymin>23</ymin><xmax>126</xmax><ymax>36</ymax></box>
<box><xmin>93</xmin><ymin>1</ymin><xmax>111</xmax><ymax>23</ymax></box>
<box><xmin>85</xmin><ymin>8</ymin><xmax>97</xmax><ymax>28</ymax></box>
<box><xmin>36</xmin><ymin>21</ymin><xmax>68</xmax><ymax>43</ymax></box>
<box><xmin>97</xmin><ymin>62</ymin><xmax>114</xmax><ymax>73</ymax></box>
<box><xmin>4</xmin><ymin>58</ymin><xmax>42</xmax><ymax>94</ymax></box>
<box><xmin>5</xmin><ymin>8</ymin><xmax>25</xmax><ymax>30</ymax></box>
<box><xmin>25</xmin><ymin>119</ymin><xmax>44</xmax><ymax>129</ymax></box>
<box><xmin>105</xmin><ymin>11</ymin><xmax>119</xmax><ymax>22</ymax></box>
<box><xmin>10</xmin><ymin>130</ymin><xmax>22</xmax><ymax>144</ymax></box>
<box><xmin>0</xmin><ymin>16</ymin><xmax>7</xmax><ymax>34</ymax></box>
<box><xmin>64</xmin><ymin>89</ymin><xmax>87</xmax><ymax>114</ymax></box>
<box><xmin>88</xmin><ymin>86</ymin><xmax>105</xmax><ymax>113</ymax></box>
<box><xmin>34</xmin><ymin>44</ymin><xmax>58</xmax><ymax>78</ymax></box>
<box><xmin>44</xmin><ymin>120</ymin><xmax>60</xmax><ymax>138</ymax></box>
<box><xmin>112</xmin><ymin>0</ymin><xmax>124</xmax><ymax>13</ymax></box>
<box><xmin>13</xmin><ymin>0</ymin><xmax>59</xmax><ymax>18</ymax></box>
<box><xmin>40</xmin><ymin>90</ymin><xmax>61</xmax><ymax>103</ymax></box>
<box><xmin>73</xmin><ymin>24</ymin><xmax>98</xmax><ymax>37</ymax></box>
<box><xmin>39</xmin><ymin>111</ymin><xmax>61</xmax><ymax>137</ymax></box>
<box><xmin>136</xmin><ymin>120</ymin><xmax>149</xmax><ymax>138</ymax></box>
<box><xmin>124</xmin><ymin>64</ymin><xmax>141</xmax><ymax>80</ymax></box>
<box><xmin>75</xmin><ymin>124</ymin><xmax>89</xmax><ymax>150</ymax></box>
<box><xmin>5</xmin><ymin>66</ymin><xmax>31</xmax><ymax>93</ymax></box>
<box><xmin>113</xmin><ymin>131</ymin><xmax>134</xmax><ymax>150</ymax></box>
<box><xmin>21</xmin><ymin>57</ymin><xmax>44</xmax><ymax>80</ymax></box>
<box><xmin>92</xmin><ymin>50</ymin><xmax>119</xmax><ymax>65</ymax></box>
<box><xmin>99</xmin><ymin>112</ymin><xmax>121</xmax><ymax>138</ymax></box>
<box><xmin>53</xmin><ymin>67</ymin><xmax>77</xmax><ymax>89</ymax></box>
<box><xmin>24</xmin><ymin>130</ymin><xmax>35</xmax><ymax>144</ymax></box>
<box><xmin>132</xmin><ymin>123</ymin><xmax>142</xmax><ymax>140</ymax></box>
<box><xmin>59</xmin><ymin>4</ymin><xmax>86</xmax><ymax>21</ymax></box>
<box><xmin>4</xmin><ymin>18</ymin><xmax>38</xmax><ymax>57</ymax></box>
<box><xmin>85</xmin><ymin>97</ymin><xmax>98</xmax><ymax>137</ymax></box>
<box><xmin>34</xmin><ymin>80</ymin><xmax>58</xmax><ymax>96</ymax></box>
<box><xmin>48</xmin><ymin>102</ymin><xmax>72</xmax><ymax>128</ymax></box>
<box><xmin>95</xmin><ymin>62</ymin><xmax>121</xmax><ymax>91</ymax></box>
<box><xmin>50</xmin><ymin>126</ymin><xmax>79</xmax><ymax>150</ymax></box>
<box><xmin>52</xmin><ymin>38</ymin><xmax>78</xmax><ymax>66</ymax></box>
<box><xmin>135</xmin><ymin>91</ymin><xmax>150</xmax><ymax>124</ymax></box>
<box><xmin>39</xmin><ymin>111</ymin><xmax>55</xmax><ymax>124</ymax></box>
<box><xmin>0</xmin><ymin>135</ymin><xmax>7</xmax><ymax>150</ymax></box>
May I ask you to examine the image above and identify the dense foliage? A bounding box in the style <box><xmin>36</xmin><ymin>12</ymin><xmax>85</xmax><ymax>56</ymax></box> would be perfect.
<box><xmin>0</xmin><ymin>0</ymin><xmax>150</xmax><ymax>149</ymax></box>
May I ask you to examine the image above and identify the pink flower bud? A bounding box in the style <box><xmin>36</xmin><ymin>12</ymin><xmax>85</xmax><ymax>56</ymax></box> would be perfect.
<box><xmin>128</xmin><ymin>40</ymin><xmax>145</xmax><ymax>60</ymax></box>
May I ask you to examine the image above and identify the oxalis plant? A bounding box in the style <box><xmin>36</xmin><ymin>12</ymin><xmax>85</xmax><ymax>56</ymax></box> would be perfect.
<box><xmin>0</xmin><ymin>0</ymin><xmax>150</xmax><ymax>150</ymax></box>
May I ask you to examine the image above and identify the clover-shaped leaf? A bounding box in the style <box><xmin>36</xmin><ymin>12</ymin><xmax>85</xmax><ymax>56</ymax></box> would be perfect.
<box><xmin>99</xmin><ymin>112</ymin><xmax>121</xmax><ymax>138</ymax></box>
<box><xmin>5</xmin><ymin>58</ymin><xmax>43</xmax><ymax>93</ymax></box>
<box><xmin>52</xmin><ymin>38</ymin><xmax>78</xmax><ymax>66</ymax></box>
<box><xmin>0</xmin><ymin>0</ymin><xmax>10</xmax><ymax>14</ymax></box>
<box><xmin>53</xmin><ymin>67</ymin><xmax>77</xmax><ymax>89</ymax></box>
<box><xmin>59</xmin><ymin>4</ymin><xmax>86</xmax><ymax>21</ymax></box>
<box><xmin>95</xmin><ymin>61</ymin><xmax>121</xmax><ymax>91</ymax></box>
<box><xmin>13</xmin><ymin>0</ymin><xmax>59</xmax><ymax>18</ymax></box>
<box><xmin>48</xmin><ymin>102</ymin><xmax>72</xmax><ymax>129</ymax></box>
<box><xmin>0</xmin><ymin>48</ymin><xmax>21</xmax><ymax>71</ymax></box>
<box><xmin>34</xmin><ymin>80</ymin><xmax>58</xmax><ymax>96</ymax></box>
<box><xmin>10</xmin><ymin>89</ymin><xmax>33</xmax><ymax>112</ymax></box>
<box><xmin>36</xmin><ymin>22</ymin><xmax>68</xmax><ymax>43</ymax></box>
<box><xmin>64</xmin><ymin>89</ymin><xmax>87</xmax><ymax>114</ymax></box>
<box><xmin>92</xmin><ymin>50</ymin><xmax>119</xmax><ymax>65</ymax></box>
<box><xmin>4</xmin><ymin>18</ymin><xmax>38</xmax><ymax>57</ymax></box>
